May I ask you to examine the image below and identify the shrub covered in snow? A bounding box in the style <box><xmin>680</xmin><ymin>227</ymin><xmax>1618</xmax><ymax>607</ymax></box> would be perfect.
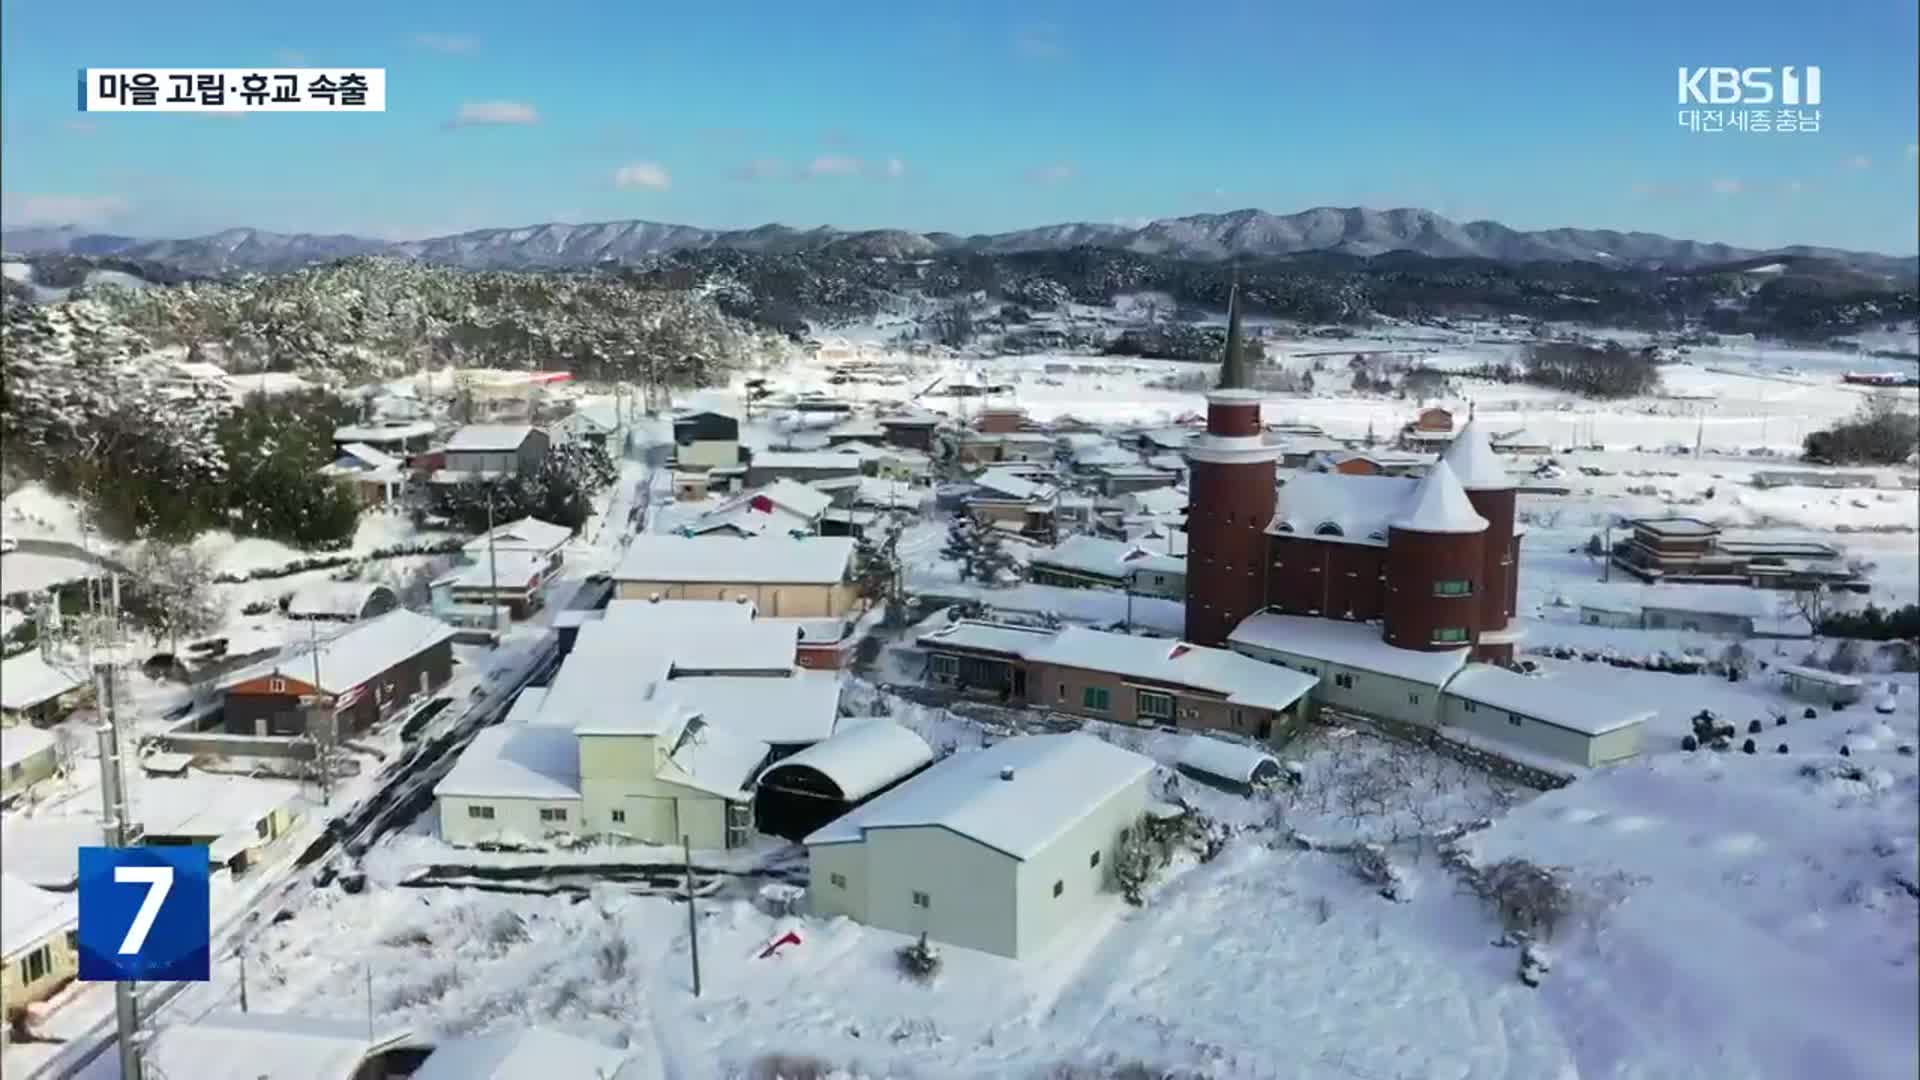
<box><xmin>1477</xmin><ymin>858</ymin><xmax>1575</xmax><ymax>941</ymax></box>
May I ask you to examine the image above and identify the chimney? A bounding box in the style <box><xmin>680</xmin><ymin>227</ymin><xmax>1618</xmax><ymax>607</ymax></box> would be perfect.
<box><xmin>999</xmin><ymin>767</ymin><xmax>1015</xmax><ymax>781</ymax></box>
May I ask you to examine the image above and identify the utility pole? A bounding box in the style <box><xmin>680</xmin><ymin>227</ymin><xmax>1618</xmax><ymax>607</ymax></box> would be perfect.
<box><xmin>95</xmin><ymin>661</ymin><xmax>144</xmax><ymax>1080</ymax></box>
<box><xmin>237</xmin><ymin>948</ymin><xmax>249</xmax><ymax>1013</ymax></box>
<box><xmin>683</xmin><ymin>836</ymin><xmax>702</xmax><ymax>998</ymax></box>
<box><xmin>485</xmin><ymin>486</ymin><xmax>502</xmax><ymax>636</ymax></box>
<box><xmin>307</xmin><ymin>620</ymin><xmax>332</xmax><ymax>807</ymax></box>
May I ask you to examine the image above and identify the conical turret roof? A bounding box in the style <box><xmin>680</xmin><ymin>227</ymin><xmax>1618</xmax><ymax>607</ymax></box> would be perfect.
<box><xmin>1217</xmin><ymin>279</ymin><xmax>1249</xmax><ymax>391</ymax></box>
<box><xmin>1391</xmin><ymin>459</ymin><xmax>1489</xmax><ymax>534</ymax></box>
<box><xmin>1441</xmin><ymin>420</ymin><xmax>1512</xmax><ymax>491</ymax></box>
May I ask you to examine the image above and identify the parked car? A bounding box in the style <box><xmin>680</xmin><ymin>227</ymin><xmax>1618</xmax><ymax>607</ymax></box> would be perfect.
<box><xmin>0</xmin><ymin>536</ymin><xmax>16</xmax><ymax>554</ymax></box>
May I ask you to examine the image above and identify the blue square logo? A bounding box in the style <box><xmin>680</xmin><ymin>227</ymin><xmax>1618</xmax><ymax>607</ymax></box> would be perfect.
<box><xmin>77</xmin><ymin>847</ymin><xmax>210</xmax><ymax>982</ymax></box>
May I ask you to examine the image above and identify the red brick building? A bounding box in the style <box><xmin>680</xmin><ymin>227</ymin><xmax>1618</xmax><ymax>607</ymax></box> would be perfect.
<box><xmin>1183</xmin><ymin>297</ymin><xmax>1521</xmax><ymax>663</ymax></box>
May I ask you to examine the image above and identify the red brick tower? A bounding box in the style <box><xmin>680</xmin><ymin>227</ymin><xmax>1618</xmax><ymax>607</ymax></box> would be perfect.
<box><xmin>1183</xmin><ymin>284</ymin><xmax>1281</xmax><ymax>646</ymax></box>
<box><xmin>1382</xmin><ymin>460</ymin><xmax>1490</xmax><ymax>651</ymax></box>
<box><xmin>1441</xmin><ymin>420</ymin><xmax>1521</xmax><ymax>662</ymax></box>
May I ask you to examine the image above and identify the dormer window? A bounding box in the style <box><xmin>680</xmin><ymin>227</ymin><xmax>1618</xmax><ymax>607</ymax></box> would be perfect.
<box><xmin>1314</xmin><ymin>522</ymin><xmax>1344</xmax><ymax>537</ymax></box>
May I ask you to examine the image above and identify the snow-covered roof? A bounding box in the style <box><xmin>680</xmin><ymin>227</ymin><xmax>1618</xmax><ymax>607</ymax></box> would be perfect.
<box><xmin>805</xmin><ymin>734</ymin><xmax>1155</xmax><ymax>860</ymax></box>
<box><xmin>1439</xmin><ymin>421</ymin><xmax>1513</xmax><ymax>491</ymax></box>
<box><xmin>684</xmin><ymin>503</ymin><xmax>813</xmax><ymax>538</ymax></box>
<box><xmin>1228</xmin><ymin>612</ymin><xmax>1470</xmax><ymax>687</ymax></box>
<box><xmin>1630</xmin><ymin>516</ymin><xmax>1719</xmax><ymax>537</ymax></box>
<box><xmin>1138</xmin><ymin>427</ymin><xmax>1194</xmax><ymax>450</ymax></box>
<box><xmin>0</xmin><ymin>818</ymin><xmax>94</xmax><ymax>888</ymax></box>
<box><xmin>1176</xmin><ymin>735</ymin><xmax>1280</xmax><ymax>786</ymax></box>
<box><xmin>145</xmin><ymin>1011</ymin><xmax>413</xmax><ymax>1080</ymax></box>
<box><xmin>562</xmin><ymin>401</ymin><xmax>621</xmax><ymax>433</ymax></box>
<box><xmin>1390</xmin><ymin>460</ymin><xmax>1489</xmax><ymax>535</ymax></box>
<box><xmin>412</xmin><ymin>1027</ymin><xmax>631</xmax><ymax>1080</ymax></box>
<box><xmin>285</xmin><ymin>581</ymin><xmax>396</xmax><ymax>620</ymax></box>
<box><xmin>748</xmin><ymin>450</ymin><xmax>866</xmax><ymax>472</ymax></box>
<box><xmin>1072</xmin><ymin>443</ymin><xmax>1136</xmax><ymax>467</ymax></box>
<box><xmin>850</xmin><ymin>476</ymin><xmax>928</xmax><ymax>509</ymax></box>
<box><xmin>1269</xmin><ymin>472</ymin><xmax>1416</xmax><ymax>545</ymax></box>
<box><xmin>539</xmin><ymin>631</ymin><xmax>678</xmax><ymax>734</ymax></box>
<box><xmin>433</xmin><ymin>723</ymin><xmax>581</xmax><ymax>800</ymax></box>
<box><xmin>613</xmin><ymin>535</ymin><xmax>856</xmax><ymax>585</ymax></box>
<box><xmin>434</xmin><ymin>550</ymin><xmax>551</xmax><ymax>590</ymax></box>
<box><xmin>1023</xmin><ymin>627</ymin><xmax>1318</xmax><ymax>713</ymax></box>
<box><xmin>2</xmin><ymin>871</ymin><xmax>74</xmax><ymax>958</ymax></box>
<box><xmin>228</xmin><ymin>609</ymin><xmax>456</xmax><ymax>697</ymax></box>
<box><xmin>464</xmin><ymin>516</ymin><xmax>573</xmax><ymax>554</ymax></box>
<box><xmin>971</xmin><ymin>468</ymin><xmax>1056</xmax><ymax>502</ymax></box>
<box><xmin>1443</xmin><ymin>664</ymin><xmax>1652</xmax><ymax>736</ymax></box>
<box><xmin>1576</xmin><ymin>583</ymin><xmax>1794</xmax><ymax>622</ymax></box>
<box><xmin>658</xmin><ymin>718</ymin><xmax>769</xmax><ymax>801</ymax></box>
<box><xmin>1</xmin><ymin>652</ymin><xmax>87</xmax><ymax>712</ymax></box>
<box><xmin>657</xmin><ymin>670</ymin><xmax>842</xmax><ymax>744</ymax></box>
<box><xmin>128</xmin><ymin>774</ymin><xmax>301</xmax><ymax>845</ymax></box>
<box><xmin>600</xmin><ymin>604</ymin><xmax>797</xmax><ymax>673</ymax></box>
<box><xmin>826</xmin><ymin>419</ymin><xmax>887</xmax><ymax>439</ymax></box>
<box><xmin>446</xmin><ymin>424</ymin><xmax>536</xmax><ymax>452</ymax></box>
<box><xmin>1274</xmin><ymin>435</ymin><xmax>1347</xmax><ymax>455</ymax></box>
<box><xmin>2</xmin><ymin>722</ymin><xmax>56</xmax><ymax>770</ymax></box>
<box><xmin>335</xmin><ymin>442</ymin><xmax>404</xmax><ymax>471</ymax></box>
<box><xmin>333</xmin><ymin>420</ymin><xmax>435</xmax><ymax>443</ymax></box>
<box><xmin>917</xmin><ymin>619</ymin><xmax>1058</xmax><ymax>657</ymax></box>
<box><xmin>716</xmin><ymin>478</ymin><xmax>833</xmax><ymax>521</ymax></box>
<box><xmin>1777</xmin><ymin>664</ymin><xmax>1864</xmax><ymax>688</ymax></box>
<box><xmin>1030</xmin><ymin>534</ymin><xmax>1159</xmax><ymax>579</ymax></box>
<box><xmin>762</xmin><ymin>719</ymin><xmax>933</xmax><ymax>801</ymax></box>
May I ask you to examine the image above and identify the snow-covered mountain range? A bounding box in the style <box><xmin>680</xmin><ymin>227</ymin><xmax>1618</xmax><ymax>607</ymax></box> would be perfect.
<box><xmin>7</xmin><ymin>207</ymin><xmax>1915</xmax><ymax>278</ymax></box>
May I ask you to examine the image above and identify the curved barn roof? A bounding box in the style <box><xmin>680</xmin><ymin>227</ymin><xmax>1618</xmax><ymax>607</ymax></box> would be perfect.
<box><xmin>1175</xmin><ymin>735</ymin><xmax>1280</xmax><ymax>786</ymax></box>
<box><xmin>762</xmin><ymin>719</ymin><xmax>933</xmax><ymax>802</ymax></box>
<box><xmin>285</xmin><ymin>581</ymin><xmax>398</xmax><ymax>620</ymax></box>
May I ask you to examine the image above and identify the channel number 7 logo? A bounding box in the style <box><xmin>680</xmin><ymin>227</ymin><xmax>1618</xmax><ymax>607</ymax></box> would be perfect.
<box><xmin>78</xmin><ymin>847</ymin><xmax>211</xmax><ymax>982</ymax></box>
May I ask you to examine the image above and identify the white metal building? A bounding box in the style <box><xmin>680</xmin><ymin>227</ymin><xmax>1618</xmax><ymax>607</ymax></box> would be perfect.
<box><xmin>1228</xmin><ymin>612</ymin><xmax>1470</xmax><ymax>727</ymax></box>
<box><xmin>1439</xmin><ymin>664</ymin><xmax>1648</xmax><ymax>767</ymax></box>
<box><xmin>804</xmin><ymin>734</ymin><xmax>1155</xmax><ymax>959</ymax></box>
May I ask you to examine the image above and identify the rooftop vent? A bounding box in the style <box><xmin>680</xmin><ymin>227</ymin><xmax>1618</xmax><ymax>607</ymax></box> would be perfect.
<box><xmin>649</xmin><ymin>593</ymin><xmax>662</xmax><ymax>604</ymax></box>
<box><xmin>735</xmin><ymin>594</ymin><xmax>750</xmax><ymax>604</ymax></box>
<box><xmin>999</xmin><ymin>767</ymin><xmax>1016</xmax><ymax>781</ymax></box>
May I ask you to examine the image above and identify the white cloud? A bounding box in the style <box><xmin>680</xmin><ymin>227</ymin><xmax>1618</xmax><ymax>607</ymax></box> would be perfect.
<box><xmin>882</xmin><ymin>157</ymin><xmax>908</xmax><ymax>179</ymax></box>
<box><xmin>415</xmin><ymin>33</ymin><xmax>480</xmax><ymax>54</ymax></box>
<box><xmin>613</xmin><ymin>161</ymin><xmax>672</xmax><ymax>190</ymax></box>
<box><xmin>452</xmin><ymin>101</ymin><xmax>538</xmax><ymax>126</ymax></box>
<box><xmin>1</xmin><ymin>193</ymin><xmax>130</xmax><ymax>228</ymax></box>
<box><xmin>1026</xmin><ymin>162</ymin><xmax>1075</xmax><ymax>184</ymax></box>
<box><xmin>806</xmin><ymin>154</ymin><xmax>863</xmax><ymax>177</ymax></box>
<box><xmin>1842</xmin><ymin>154</ymin><xmax>1873</xmax><ymax>170</ymax></box>
<box><xmin>1708</xmin><ymin>178</ymin><xmax>1744</xmax><ymax>194</ymax></box>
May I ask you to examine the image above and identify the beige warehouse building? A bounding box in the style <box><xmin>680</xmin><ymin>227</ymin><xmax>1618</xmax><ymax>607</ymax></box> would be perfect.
<box><xmin>804</xmin><ymin>734</ymin><xmax>1155</xmax><ymax>959</ymax></box>
<box><xmin>612</xmin><ymin>535</ymin><xmax>861</xmax><ymax>618</ymax></box>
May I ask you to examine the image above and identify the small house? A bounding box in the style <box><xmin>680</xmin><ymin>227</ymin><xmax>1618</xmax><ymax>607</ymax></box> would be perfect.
<box><xmin>331</xmin><ymin>419</ymin><xmax>436</xmax><ymax>457</ymax></box>
<box><xmin>1777</xmin><ymin>664</ymin><xmax>1864</xmax><ymax>706</ymax></box>
<box><xmin>2</xmin><ymin>872</ymin><xmax>77</xmax><ymax>1011</ymax></box>
<box><xmin>551</xmin><ymin>401</ymin><xmax>625</xmax><ymax>454</ymax></box>
<box><xmin>432</xmin><ymin>550</ymin><xmax>552</xmax><ymax>620</ymax></box>
<box><xmin>672</xmin><ymin>410</ymin><xmax>742</xmax><ymax>470</ymax></box>
<box><xmin>439</xmin><ymin>424</ymin><xmax>550</xmax><ymax>481</ymax></box>
<box><xmin>745</xmin><ymin>450</ymin><xmax>866</xmax><ymax>488</ymax></box>
<box><xmin>973</xmin><ymin>404</ymin><xmax>1028</xmax><ymax>434</ymax></box>
<box><xmin>284</xmin><ymin>582</ymin><xmax>400</xmax><ymax>624</ymax></box>
<box><xmin>3</xmin><ymin>724</ymin><xmax>61</xmax><ymax>798</ymax></box>
<box><xmin>319</xmin><ymin>442</ymin><xmax>410</xmax><ymax>506</ymax></box>
<box><xmin>411</xmin><ymin>1027</ymin><xmax>640</xmax><ymax>1080</ymax></box>
<box><xmin>128</xmin><ymin>774</ymin><xmax>306</xmax><ymax>874</ymax></box>
<box><xmin>878</xmin><ymin>411</ymin><xmax>941</xmax><ymax>452</ymax></box>
<box><xmin>0</xmin><ymin>653</ymin><xmax>88</xmax><ymax>726</ymax></box>
<box><xmin>219</xmin><ymin>609</ymin><xmax>456</xmax><ymax>737</ymax></box>
<box><xmin>965</xmin><ymin>468</ymin><xmax>1059</xmax><ymax>541</ymax></box>
<box><xmin>463</xmin><ymin>517</ymin><xmax>571</xmax><ymax>575</ymax></box>
<box><xmin>804</xmin><ymin>734</ymin><xmax>1155</xmax><ymax>959</ymax></box>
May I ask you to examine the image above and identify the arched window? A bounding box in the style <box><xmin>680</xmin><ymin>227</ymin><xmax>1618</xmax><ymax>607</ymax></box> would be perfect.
<box><xmin>1275</xmin><ymin>522</ymin><xmax>1295</xmax><ymax>533</ymax></box>
<box><xmin>1314</xmin><ymin>522</ymin><xmax>1344</xmax><ymax>537</ymax></box>
<box><xmin>1367</xmin><ymin>530</ymin><xmax>1386</xmax><ymax>542</ymax></box>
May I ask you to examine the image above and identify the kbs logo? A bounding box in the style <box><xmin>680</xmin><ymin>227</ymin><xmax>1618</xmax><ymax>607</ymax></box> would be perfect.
<box><xmin>77</xmin><ymin>846</ymin><xmax>211</xmax><ymax>983</ymax></box>
<box><xmin>1677</xmin><ymin>67</ymin><xmax>1821</xmax><ymax>106</ymax></box>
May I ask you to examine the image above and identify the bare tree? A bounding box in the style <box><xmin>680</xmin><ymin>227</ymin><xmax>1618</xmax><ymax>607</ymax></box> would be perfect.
<box><xmin>50</xmin><ymin>724</ymin><xmax>81</xmax><ymax>779</ymax></box>
<box><xmin>124</xmin><ymin>541</ymin><xmax>221</xmax><ymax>655</ymax></box>
<box><xmin>1784</xmin><ymin>586</ymin><xmax>1829</xmax><ymax>638</ymax></box>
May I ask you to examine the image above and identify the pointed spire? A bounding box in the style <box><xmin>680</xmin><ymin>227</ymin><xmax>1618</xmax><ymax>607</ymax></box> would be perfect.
<box><xmin>1218</xmin><ymin>270</ymin><xmax>1249</xmax><ymax>391</ymax></box>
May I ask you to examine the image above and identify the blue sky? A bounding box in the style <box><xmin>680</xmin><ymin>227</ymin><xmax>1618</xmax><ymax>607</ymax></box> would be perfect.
<box><xmin>3</xmin><ymin>0</ymin><xmax>1916</xmax><ymax>252</ymax></box>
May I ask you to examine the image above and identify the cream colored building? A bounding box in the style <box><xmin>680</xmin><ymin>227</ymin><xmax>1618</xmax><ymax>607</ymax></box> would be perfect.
<box><xmin>805</xmin><ymin>734</ymin><xmax>1154</xmax><ymax>959</ymax></box>
<box><xmin>435</xmin><ymin>603</ymin><xmax>845</xmax><ymax>850</ymax></box>
<box><xmin>2</xmin><ymin>725</ymin><xmax>60</xmax><ymax>798</ymax></box>
<box><xmin>613</xmin><ymin>535</ymin><xmax>861</xmax><ymax>618</ymax></box>
<box><xmin>3</xmin><ymin>872</ymin><xmax>77</xmax><ymax>1013</ymax></box>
